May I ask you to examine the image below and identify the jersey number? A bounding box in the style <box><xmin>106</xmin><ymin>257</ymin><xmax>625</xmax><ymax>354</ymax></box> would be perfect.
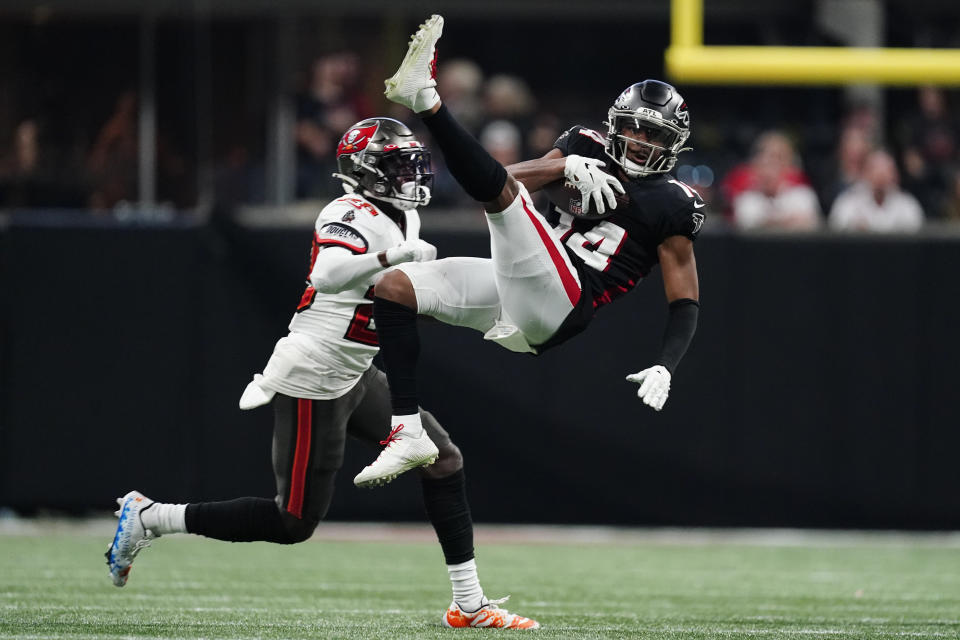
<box><xmin>563</xmin><ymin>221</ymin><xmax>627</xmax><ymax>272</ymax></box>
<box><xmin>343</xmin><ymin>286</ymin><xmax>378</xmax><ymax>346</ymax></box>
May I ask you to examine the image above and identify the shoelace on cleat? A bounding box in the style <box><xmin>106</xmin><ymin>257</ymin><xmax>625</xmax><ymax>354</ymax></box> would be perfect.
<box><xmin>379</xmin><ymin>424</ymin><xmax>405</xmax><ymax>447</ymax></box>
<box><xmin>130</xmin><ymin>538</ymin><xmax>152</xmax><ymax>558</ymax></box>
<box><xmin>486</xmin><ymin>596</ymin><xmax>510</xmax><ymax>607</ymax></box>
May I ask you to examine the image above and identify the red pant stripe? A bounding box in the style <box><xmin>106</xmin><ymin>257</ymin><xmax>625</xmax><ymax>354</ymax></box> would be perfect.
<box><xmin>286</xmin><ymin>399</ymin><xmax>312</xmax><ymax>518</ymax></box>
<box><xmin>520</xmin><ymin>196</ymin><xmax>581</xmax><ymax>307</ymax></box>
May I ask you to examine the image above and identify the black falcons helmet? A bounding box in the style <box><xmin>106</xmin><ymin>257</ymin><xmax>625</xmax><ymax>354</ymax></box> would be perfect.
<box><xmin>334</xmin><ymin>117</ymin><xmax>433</xmax><ymax>210</ymax></box>
<box><xmin>604</xmin><ymin>80</ymin><xmax>691</xmax><ymax>178</ymax></box>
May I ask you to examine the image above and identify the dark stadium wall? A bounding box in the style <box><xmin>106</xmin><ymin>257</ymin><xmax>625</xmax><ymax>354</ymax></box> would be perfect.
<box><xmin>1</xmin><ymin>222</ymin><xmax>959</xmax><ymax>529</ymax></box>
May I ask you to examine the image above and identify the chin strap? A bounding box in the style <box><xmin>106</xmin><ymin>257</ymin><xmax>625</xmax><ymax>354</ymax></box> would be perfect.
<box><xmin>333</xmin><ymin>173</ymin><xmax>431</xmax><ymax>209</ymax></box>
<box><xmin>332</xmin><ymin>172</ymin><xmax>360</xmax><ymax>194</ymax></box>
<box><xmin>370</xmin><ymin>184</ymin><xmax>432</xmax><ymax>211</ymax></box>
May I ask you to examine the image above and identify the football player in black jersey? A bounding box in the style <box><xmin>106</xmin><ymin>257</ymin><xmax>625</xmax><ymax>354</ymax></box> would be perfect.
<box><xmin>354</xmin><ymin>15</ymin><xmax>703</xmax><ymax>490</ymax></box>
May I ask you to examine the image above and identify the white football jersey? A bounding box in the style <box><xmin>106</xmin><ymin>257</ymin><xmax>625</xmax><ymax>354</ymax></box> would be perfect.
<box><xmin>256</xmin><ymin>194</ymin><xmax>414</xmax><ymax>400</ymax></box>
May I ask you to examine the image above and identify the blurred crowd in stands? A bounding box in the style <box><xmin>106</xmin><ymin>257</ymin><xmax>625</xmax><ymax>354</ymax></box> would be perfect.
<box><xmin>2</xmin><ymin>49</ymin><xmax>960</xmax><ymax>233</ymax></box>
<box><xmin>721</xmin><ymin>85</ymin><xmax>958</xmax><ymax>232</ymax></box>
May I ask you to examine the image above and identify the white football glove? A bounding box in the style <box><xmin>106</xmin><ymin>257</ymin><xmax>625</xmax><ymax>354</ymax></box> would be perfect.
<box><xmin>384</xmin><ymin>239</ymin><xmax>437</xmax><ymax>266</ymax></box>
<box><xmin>563</xmin><ymin>155</ymin><xmax>626</xmax><ymax>215</ymax></box>
<box><xmin>626</xmin><ymin>365</ymin><xmax>671</xmax><ymax>411</ymax></box>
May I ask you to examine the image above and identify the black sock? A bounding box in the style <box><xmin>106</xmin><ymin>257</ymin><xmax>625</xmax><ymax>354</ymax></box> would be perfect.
<box><xmin>185</xmin><ymin>497</ymin><xmax>292</xmax><ymax>543</ymax></box>
<box><xmin>373</xmin><ymin>296</ymin><xmax>420</xmax><ymax>415</ymax></box>
<box><xmin>421</xmin><ymin>468</ymin><xmax>475</xmax><ymax>565</ymax></box>
<box><xmin>421</xmin><ymin>104</ymin><xmax>508</xmax><ymax>203</ymax></box>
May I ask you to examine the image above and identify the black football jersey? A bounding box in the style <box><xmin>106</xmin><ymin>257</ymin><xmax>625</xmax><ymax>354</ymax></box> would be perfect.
<box><xmin>534</xmin><ymin>125</ymin><xmax>706</xmax><ymax>352</ymax></box>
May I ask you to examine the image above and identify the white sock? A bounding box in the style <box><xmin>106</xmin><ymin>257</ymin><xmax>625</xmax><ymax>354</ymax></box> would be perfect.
<box><xmin>448</xmin><ymin>558</ymin><xmax>485</xmax><ymax>612</ymax></box>
<box><xmin>140</xmin><ymin>502</ymin><xmax>187</xmax><ymax>535</ymax></box>
<box><xmin>392</xmin><ymin>413</ymin><xmax>423</xmax><ymax>438</ymax></box>
<box><xmin>413</xmin><ymin>88</ymin><xmax>440</xmax><ymax>113</ymax></box>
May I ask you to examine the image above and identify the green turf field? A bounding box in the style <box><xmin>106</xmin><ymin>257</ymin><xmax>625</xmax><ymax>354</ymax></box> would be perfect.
<box><xmin>1</xmin><ymin>524</ymin><xmax>958</xmax><ymax>639</ymax></box>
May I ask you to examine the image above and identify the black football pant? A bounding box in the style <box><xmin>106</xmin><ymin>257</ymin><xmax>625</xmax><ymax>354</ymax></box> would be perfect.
<box><xmin>184</xmin><ymin>366</ymin><xmax>475</xmax><ymax>563</ymax></box>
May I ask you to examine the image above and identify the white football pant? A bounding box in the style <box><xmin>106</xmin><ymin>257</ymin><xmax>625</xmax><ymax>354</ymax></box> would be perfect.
<box><xmin>397</xmin><ymin>185</ymin><xmax>581</xmax><ymax>351</ymax></box>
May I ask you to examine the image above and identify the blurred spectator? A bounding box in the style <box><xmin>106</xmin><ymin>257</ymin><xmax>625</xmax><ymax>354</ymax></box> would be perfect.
<box><xmin>86</xmin><ymin>90</ymin><xmax>194</xmax><ymax>210</ymax></box>
<box><xmin>730</xmin><ymin>131</ymin><xmax>821</xmax><ymax>231</ymax></box>
<box><xmin>899</xmin><ymin>86</ymin><xmax>957</xmax><ymax>219</ymax></box>
<box><xmin>479</xmin><ymin>120</ymin><xmax>522</xmax><ymax>167</ymax></box>
<box><xmin>11</xmin><ymin>119</ymin><xmax>39</xmax><ymax>175</ymax></box>
<box><xmin>483</xmin><ymin>75</ymin><xmax>536</xmax><ymax>135</ymax></box>
<box><xmin>828</xmin><ymin>149</ymin><xmax>923</xmax><ymax>233</ymax></box>
<box><xmin>1</xmin><ymin>117</ymin><xmax>92</xmax><ymax>209</ymax></box>
<box><xmin>295</xmin><ymin>52</ymin><xmax>373</xmax><ymax>199</ymax></box>
<box><xmin>0</xmin><ymin>119</ymin><xmax>39</xmax><ymax>177</ymax></box>
<box><xmin>821</xmin><ymin>125</ymin><xmax>873</xmax><ymax>211</ymax></box>
<box><xmin>721</xmin><ymin>131</ymin><xmax>812</xmax><ymax>222</ymax></box>
<box><xmin>842</xmin><ymin>101</ymin><xmax>881</xmax><ymax>142</ymax></box>
<box><xmin>526</xmin><ymin>112</ymin><xmax>563</xmax><ymax>159</ymax></box>
<box><xmin>87</xmin><ymin>91</ymin><xmax>138</xmax><ymax>210</ymax></box>
<box><xmin>437</xmin><ymin>58</ymin><xmax>485</xmax><ymax>133</ymax></box>
<box><xmin>0</xmin><ymin>119</ymin><xmax>44</xmax><ymax>207</ymax></box>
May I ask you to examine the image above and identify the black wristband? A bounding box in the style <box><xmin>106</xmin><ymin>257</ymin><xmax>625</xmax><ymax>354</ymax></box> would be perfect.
<box><xmin>656</xmin><ymin>298</ymin><xmax>699</xmax><ymax>375</ymax></box>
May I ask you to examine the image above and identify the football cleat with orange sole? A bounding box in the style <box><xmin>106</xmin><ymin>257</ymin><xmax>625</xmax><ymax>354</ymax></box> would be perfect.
<box><xmin>442</xmin><ymin>596</ymin><xmax>541</xmax><ymax>630</ymax></box>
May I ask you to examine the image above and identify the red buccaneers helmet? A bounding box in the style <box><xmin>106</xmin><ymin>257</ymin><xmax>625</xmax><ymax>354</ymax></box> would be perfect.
<box><xmin>334</xmin><ymin>118</ymin><xmax>433</xmax><ymax>210</ymax></box>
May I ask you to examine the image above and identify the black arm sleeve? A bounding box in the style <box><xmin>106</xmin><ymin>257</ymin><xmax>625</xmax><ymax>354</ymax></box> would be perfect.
<box><xmin>656</xmin><ymin>298</ymin><xmax>700</xmax><ymax>374</ymax></box>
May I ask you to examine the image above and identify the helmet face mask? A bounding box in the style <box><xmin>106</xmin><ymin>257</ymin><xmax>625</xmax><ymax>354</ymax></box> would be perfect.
<box><xmin>335</xmin><ymin>118</ymin><xmax>434</xmax><ymax>210</ymax></box>
<box><xmin>604</xmin><ymin>80</ymin><xmax>691</xmax><ymax>178</ymax></box>
<box><xmin>370</xmin><ymin>147</ymin><xmax>434</xmax><ymax>207</ymax></box>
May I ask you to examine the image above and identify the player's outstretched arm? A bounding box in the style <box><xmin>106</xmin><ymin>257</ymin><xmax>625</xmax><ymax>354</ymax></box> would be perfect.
<box><xmin>627</xmin><ymin>236</ymin><xmax>700</xmax><ymax>410</ymax></box>
<box><xmin>310</xmin><ymin>241</ymin><xmax>436</xmax><ymax>295</ymax></box>
<box><xmin>505</xmin><ymin>148</ymin><xmax>566</xmax><ymax>192</ymax></box>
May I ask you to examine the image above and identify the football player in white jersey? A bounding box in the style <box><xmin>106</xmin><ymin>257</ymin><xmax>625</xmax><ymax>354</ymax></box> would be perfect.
<box><xmin>105</xmin><ymin>117</ymin><xmax>539</xmax><ymax>630</ymax></box>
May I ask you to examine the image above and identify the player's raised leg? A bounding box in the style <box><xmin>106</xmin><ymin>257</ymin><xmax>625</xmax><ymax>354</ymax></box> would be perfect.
<box><xmin>383</xmin><ymin>14</ymin><xmax>581</xmax><ymax>343</ymax></box>
<box><xmin>383</xmin><ymin>14</ymin><xmax>513</xmax><ymax>212</ymax></box>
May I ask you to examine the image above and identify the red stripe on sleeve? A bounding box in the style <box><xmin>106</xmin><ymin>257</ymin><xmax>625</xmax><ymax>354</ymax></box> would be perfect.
<box><xmin>315</xmin><ymin>238</ymin><xmax>368</xmax><ymax>254</ymax></box>
<box><xmin>520</xmin><ymin>196</ymin><xmax>581</xmax><ymax>307</ymax></box>
<box><xmin>286</xmin><ymin>399</ymin><xmax>312</xmax><ymax>519</ymax></box>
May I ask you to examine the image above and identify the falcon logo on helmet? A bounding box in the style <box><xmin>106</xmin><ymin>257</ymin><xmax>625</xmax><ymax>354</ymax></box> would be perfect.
<box><xmin>333</xmin><ymin>117</ymin><xmax>434</xmax><ymax>210</ymax></box>
<box><xmin>674</xmin><ymin>102</ymin><xmax>690</xmax><ymax>128</ymax></box>
<box><xmin>603</xmin><ymin>79</ymin><xmax>692</xmax><ymax>178</ymax></box>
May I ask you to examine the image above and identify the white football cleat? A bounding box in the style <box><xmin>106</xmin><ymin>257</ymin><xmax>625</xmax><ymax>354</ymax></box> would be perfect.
<box><xmin>104</xmin><ymin>490</ymin><xmax>157</xmax><ymax>587</ymax></box>
<box><xmin>384</xmin><ymin>14</ymin><xmax>443</xmax><ymax>113</ymax></box>
<box><xmin>443</xmin><ymin>596</ymin><xmax>541</xmax><ymax>630</ymax></box>
<box><xmin>354</xmin><ymin>423</ymin><xmax>439</xmax><ymax>488</ymax></box>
